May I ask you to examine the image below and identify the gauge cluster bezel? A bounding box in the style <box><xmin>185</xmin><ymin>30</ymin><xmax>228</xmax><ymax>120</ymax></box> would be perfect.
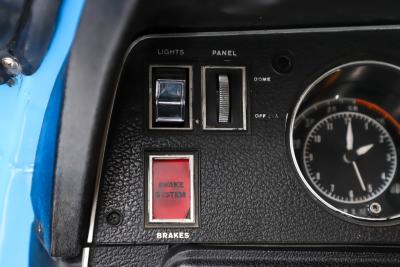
<box><xmin>289</xmin><ymin>60</ymin><xmax>400</xmax><ymax>225</ymax></box>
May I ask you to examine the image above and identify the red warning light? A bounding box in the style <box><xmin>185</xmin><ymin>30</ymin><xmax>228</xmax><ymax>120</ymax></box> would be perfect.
<box><xmin>150</xmin><ymin>157</ymin><xmax>193</xmax><ymax>222</ymax></box>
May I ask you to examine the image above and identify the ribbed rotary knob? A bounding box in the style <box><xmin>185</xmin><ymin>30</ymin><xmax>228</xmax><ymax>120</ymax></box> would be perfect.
<box><xmin>218</xmin><ymin>74</ymin><xmax>230</xmax><ymax>123</ymax></box>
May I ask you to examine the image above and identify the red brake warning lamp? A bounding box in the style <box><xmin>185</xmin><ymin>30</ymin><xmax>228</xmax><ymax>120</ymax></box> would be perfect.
<box><xmin>148</xmin><ymin>155</ymin><xmax>195</xmax><ymax>224</ymax></box>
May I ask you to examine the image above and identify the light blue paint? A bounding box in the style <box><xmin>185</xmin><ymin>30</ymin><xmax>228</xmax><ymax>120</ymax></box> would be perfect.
<box><xmin>0</xmin><ymin>0</ymin><xmax>85</xmax><ymax>266</ymax></box>
<box><xmin>31</xmin><ymin>60</ymin><xmax>67</xmax><ymax>254</ymax></box>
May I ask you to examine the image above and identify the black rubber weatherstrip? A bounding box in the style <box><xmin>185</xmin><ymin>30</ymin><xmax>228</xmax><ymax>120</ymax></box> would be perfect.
<box><xmin>52</xmin><ymin>0</ymin><xmax>140</xmax><ymax>258</ymax></box>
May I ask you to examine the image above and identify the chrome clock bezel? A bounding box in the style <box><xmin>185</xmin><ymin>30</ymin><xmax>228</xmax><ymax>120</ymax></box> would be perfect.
<box><xmin>289</xmin><ymin>60</ymin><xmax>400</xmax><ymax>222</ymax></box>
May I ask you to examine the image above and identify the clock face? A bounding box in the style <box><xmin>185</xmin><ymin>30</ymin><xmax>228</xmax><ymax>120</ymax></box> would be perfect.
<box><xmin>293</xmin><ymin>97</ymin><xmax>400</xmax><ymax>220</ymax></box>
<box><xmin>303</xmin><ymin>111</ymin><xmax>396</xmax><ymax>204</ymax></box>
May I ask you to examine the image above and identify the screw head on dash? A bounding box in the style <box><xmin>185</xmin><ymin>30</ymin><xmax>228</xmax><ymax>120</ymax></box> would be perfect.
<box><xmin>106</xmin><ymin>210</ymin><xmax>123</xmax><ymax>226</ymax></box>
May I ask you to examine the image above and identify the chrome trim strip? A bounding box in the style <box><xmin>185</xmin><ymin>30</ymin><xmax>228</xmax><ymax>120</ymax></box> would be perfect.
<box><xmin>82</xmin><ymin>247</ymin><xmax>90</xmax><ymax>267</ymax></box>
<box><xmin>87</xmin><ymin>25</ymin><xmax>400</xmax><ymax>246</ymax></box>
<box><xmin>127</xmin><ymin>25</ymin><xmax>400</xmax><ymax>51</ymax></box>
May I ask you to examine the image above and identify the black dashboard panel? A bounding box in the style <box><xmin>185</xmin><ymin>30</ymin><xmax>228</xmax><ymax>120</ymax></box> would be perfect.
<box><xmin>125</xmin><ymin>0</ymin><xmax>400</xmax><ymax>32</ymax></box>
<box><xmin>90</xmin><ymin>26</ymin><xmax>400</xmax><ymax>253</ymax></box>
<box><xmin>89</xmin><ymin>245</ymin><xmax>400</xmax><ymax>266</ymax></box>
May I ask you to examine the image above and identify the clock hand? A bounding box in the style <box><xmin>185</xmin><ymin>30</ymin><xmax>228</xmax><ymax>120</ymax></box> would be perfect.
<box><xmin>346</xmin><ymin>119</ymin><xmax>354</xmax><ymax>151</ymax></box>
<box><xmin>352</xmin><ymin>161</ymin><xmax>367</xmax><ymax>191</ymax></box>
<box><xmin>356</xmin><ymin>144</ymin><xmax>374</xmax><ymax>156</ymax></box>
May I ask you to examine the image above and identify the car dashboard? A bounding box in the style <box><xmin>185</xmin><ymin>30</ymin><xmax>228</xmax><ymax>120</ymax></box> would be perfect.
<box><xmin>3</xmin><ymin>0</ymin><xmax>400</xmax><ymax>266</ymax></box>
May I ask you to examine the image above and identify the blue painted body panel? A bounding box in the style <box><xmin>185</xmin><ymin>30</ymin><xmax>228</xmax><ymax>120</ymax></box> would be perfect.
<box><xmin>31</xmin><ymin>62</ymin><xmax>67</xmax><ymax>255</ymax></box>
<box><xmin>0</xmin><ymin>1</ymin><xmax>85</xmax><ymax>266</ymax></box>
